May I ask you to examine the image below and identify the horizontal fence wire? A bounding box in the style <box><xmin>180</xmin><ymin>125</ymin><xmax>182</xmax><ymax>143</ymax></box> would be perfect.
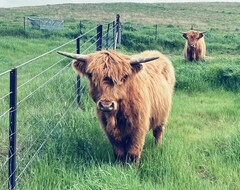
<box><xmin>17</xmin><ymin>61</ymin><xmax>72</xmax><ymax>108</ymax></box>
<box><xmin>17</xmin><ymin>57</ymin><xmax>66</xmax><ymax>90</ymax></box>
<box><xmin>0</xmin><ymin>52</ymin><xmax>77</xmax><ymax>165</ymax></box>
<box><xmin>0</xmin><ymin>69</ymin><xmax>11</xmax><ymax>77</ymax></box>
<box><xmin>15</xmin><ymin>41</ymin><xmax>75</xmax><ymax>70</ymax></box>
<box><xmin>17</xmin><ymin>49</ymin><xmax>77</xmax><ymax>90</ymax></box>
<box><xmin>0</xmin><ymin>92</ymin><xmax>12</xmax><ymax>101</ymax></box>
<box><xmin>77</xmin><ymin>25</ymin><xmax>99</xmax><ymax>40</ymax></box>
<box><xmin>14</xmin><ymin>75</ymin><xmax>77</xmax><ymax>157</ymax></box>
<box><xmin>2</xmin><ymin>78</ymin><xmax>77</xmax><ymax>170</ymax></box>
<box><xmin>108</xmin><ymin>41</ymin><xmax>116</xmax><ymax>50</ymax></box>
<box><xmin>0</xmin><ymin>108</ymin><xmax>11</xmax><ymax>119</ymax></box>
<box><xmin>10</xmin><ymin>80</ymin><xmax>77</xmax><ymax>178</ymax></box>
<box><xmin>15</xmin><ymin>93</ymin><xmax>79</xmax><ymax>184</ymax></box>
<box><xmin>1</xmin><ymin>17</ymin><xmax>121</xmax><ymax>189</ymax></box>
<box><xmin>82</xmin><ymin>37</ymin><xmax>100</xmax><ymax>54</ymax></box>
<box><xmin>1</xmin><ymin>64</ymin><xmax>78</xmax><ymax>190</ymax></box>
<box><xmin>0</xmin><ymin>25</ymin><xmax>98</xmax><ymax>75</ymax></box>
<box><xmin>80</xmin><ymin>34</ymin><xmax>99</xmax><ymax>49</ymax></box>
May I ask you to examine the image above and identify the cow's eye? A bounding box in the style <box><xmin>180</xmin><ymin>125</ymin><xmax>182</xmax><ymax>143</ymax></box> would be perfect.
<box><xmin>103</xmin><ymin>77</ymin><xmax>114</xmax><ymax>85</ymax></box>
<box><xmin>121</xmin><ymin>75</ymin><xmax>128</xmax><ymax>82</ymax></box>
<box><xmin>87</xmin><ymin>73</ymin><xmax>92</xmax><ymax>79</ymax></box>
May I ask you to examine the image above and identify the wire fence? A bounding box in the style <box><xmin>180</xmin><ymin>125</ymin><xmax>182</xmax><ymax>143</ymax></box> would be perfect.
<box><xmin>0</xmin><ymin>14</ymin><xmax>121</xmax><ymax>190</ymax></box>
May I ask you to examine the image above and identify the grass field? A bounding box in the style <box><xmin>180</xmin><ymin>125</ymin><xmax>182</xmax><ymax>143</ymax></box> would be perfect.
<box><xmin>0</xmin><ymin>2</ymin><xmax>240</xmax><ymax>190</ymax></box>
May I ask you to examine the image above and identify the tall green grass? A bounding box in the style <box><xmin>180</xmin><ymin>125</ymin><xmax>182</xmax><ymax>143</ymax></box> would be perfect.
<box><xmin>14</xmin><ymin>90</ymin><xmax>240</xmax><ymax>190</ymax></box>
<box><xmin>173</xmin><ymin>57</ymin><xmax>240</xmax><ymax>92</ymax></box>
<box><xmin>0</xmin><ymin>2</ymin><xmax>240</xmax><ymax>190</ymax></box>
<box><xmin>121</xmin><ymin>23</ymin><xmax>240</xmax><ymax>56</ymax></box>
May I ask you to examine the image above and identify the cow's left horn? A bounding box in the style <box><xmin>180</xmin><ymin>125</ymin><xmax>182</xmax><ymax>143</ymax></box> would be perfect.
<box><xmin>130</xmin><ymin>56</ymin><xmax>159</xmax><ymax>65</ymax></box>
<box><xmin>57</xmin><ymin>51</ymin><xmax>88</xmax><ymax>61</ymax></box>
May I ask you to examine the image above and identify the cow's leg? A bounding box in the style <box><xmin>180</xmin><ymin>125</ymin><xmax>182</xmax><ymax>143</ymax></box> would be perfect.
<box><xmin>153</xmin><ymin>124</ymin><xmax>165</xmax><ymax>145</ymax></box>
<box><xmin>126</xmin><ymin>130</ymin><xmax>147</xmax><ymax>163</ymax></box>
<box><xmin>106</xmin><ymin>134</ymin><xmax>126</xmax><ymax>162</ymax></box>
<box><xmin>112</xmin><ymin>142</ymin><xmax>126</xmax><ymax>162</ymax></box>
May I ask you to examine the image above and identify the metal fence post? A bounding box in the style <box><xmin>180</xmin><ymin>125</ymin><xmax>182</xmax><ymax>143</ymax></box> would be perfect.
<box><xmin>155</xmin><ymin>24</ymin><xmax>158</xmax><ymax>40</ymax></box>
<box><xmin>9</xmin><ymin>68</ymin><xmax>17</xmax><ymax>190</ymax></box>
<box><xmin>23</xmin><ymin>17</ymin><xmax>26</xmax><ymax>31</ymax></box>
<box><xmin>76</xmin><ymin>37</ymin><xmax>81</xmax><ymax>106</ymax></box>
<box><xmin>96</xmin><ymin>24</ymin><xmax>103</xmax><ymax>51</ymax></box>
<box><xmin>112</xmin><ymin>21</ymin><xmax>116</xmax><ymax>50</ymax></box>
<box><xmin>79</xmin><ymin>21</ymin><xmax>82</xmax><ymax>35</ymax></box>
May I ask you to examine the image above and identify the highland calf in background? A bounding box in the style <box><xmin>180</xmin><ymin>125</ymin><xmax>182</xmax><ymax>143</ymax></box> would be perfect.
<box><xmin>182</xmin><ymin>30</ymin><xmax>206</xmax><ymax>61</ymax></box>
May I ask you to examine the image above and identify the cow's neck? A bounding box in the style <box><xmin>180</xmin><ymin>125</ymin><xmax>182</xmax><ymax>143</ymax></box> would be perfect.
<box><xmin>188</xmin><ymin>46</ymin><xmax>195</xmax><ymax>61</ymax></box>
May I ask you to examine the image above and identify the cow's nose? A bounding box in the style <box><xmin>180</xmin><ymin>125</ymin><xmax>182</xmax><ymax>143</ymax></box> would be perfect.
<box><xmin>98</xmin><ymin>100</ymin><xmax>115</xmax><ymax>112</ymax></box>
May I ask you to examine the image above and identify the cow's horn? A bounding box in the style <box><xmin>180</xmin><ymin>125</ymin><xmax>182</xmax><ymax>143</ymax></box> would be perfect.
<box><xmin>130</xmin><ymin>56</ymin><xmax>159</xmax><ymax>65</ymax></box>
<box><xmin>57</xmin><ymin>51</ymin><xmax>88</xmax><ymax>61</ymax></box>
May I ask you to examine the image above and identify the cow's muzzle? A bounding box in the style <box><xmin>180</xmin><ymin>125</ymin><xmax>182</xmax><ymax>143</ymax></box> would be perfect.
<box><xmin>189</xmin><ymin>43</ymin><xmax>195</xmax><ymax>48</ymax></box>
<box><xmin>97</xmin><ymin>100</ymin><xmax>116</xmax><ymax>112</ymax></box>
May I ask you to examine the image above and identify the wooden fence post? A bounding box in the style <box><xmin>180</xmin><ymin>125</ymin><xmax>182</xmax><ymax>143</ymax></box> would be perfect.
<box><xmin>116</xmin><ymin>14</ymin><xmax>121</xmax><ymax>45</ymax></box>
<box><xmin>112</xmin><ymin>21</ymin><xmax>116</xmax><ymax>50</ymax></box>
<box><xmin>106</xmin><ymin>23</ymin><xmax>110</xmax><ymax>50</ymax></box>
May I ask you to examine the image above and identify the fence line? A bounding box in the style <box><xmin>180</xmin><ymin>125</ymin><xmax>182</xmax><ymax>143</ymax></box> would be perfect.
<box><xmin>2</xmin><ymin>59</ymin><xmax>81</xmax><ymax>172</ymax></box>
<box><xmin>0</xmin><ymin>26</ymin><xmax>98</xmax><ymax>76</ymax></box>
<box><xmin>17</xmin><ymin>61</ymin><xmax>72</xmax><ymax>107</ymax></box>
<box><xmin>0</xmin><ymin>69</ymin><xmax>12</xmax><ymax>77</ymax></box>
<box><xmin>16</xmin><ymin>93</ymin><xmax>79</xmax><ymax>183</ymax></box>
<box><xmin>1</xmin><ymin>62</ymin><xmax>74</xmax><ymax>171</ymax></box>
<box><xmin>3</xmin><ymin>82</ymin><xmax>79</xmax><ymax>188</ymax></box>
<box><xmin>0</xmin><ymin>92</ymin><xmax>12</xmax><ymax>101</ymax></box>
<box><xmin>0</xmin><ymin>14</ymin><xmax>121</xmax><ymax>190</ymax></box>
<box><xmin>17</xmin><ymin>57</ymin><xmax>66</xmax><ymax>90</ymax></box>
<box><xmin>0</xmin><ymin>108</ymin><xmax>11</xmax><ymax>119</ymax></box>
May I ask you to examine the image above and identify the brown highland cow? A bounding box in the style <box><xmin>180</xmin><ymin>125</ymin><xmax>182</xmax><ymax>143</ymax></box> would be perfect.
<box><xmin>182</xmin><ymin>30</ymin><xmax>206</xmax><ymax>61</ymax></box>
<box><xmin>58</xmin><ymin>50</ymin><xmax>175</xmax><ymax>163</ymax></box>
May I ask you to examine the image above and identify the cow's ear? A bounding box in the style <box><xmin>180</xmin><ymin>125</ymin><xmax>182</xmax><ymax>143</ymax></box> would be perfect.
<box><xmin>131</xmin><ymin>63</ymin><xmax>143</xmax><ymax>73</ymax></box>
<box><xmin>130</xmin><ymin>56</ymin><xmax>159</xmax><ymax>73</ymax></box>
<box><xmin>57</xmin><ymin>51</ymin><xmax>88</xmax><ymax>75</ymax></box>
<box><xmin>72</xmin><ymin>60</ymin><xmax>87</xmax><ymax>75</ymax></box>
<box><xmin>198</xmin><ymin>32</ymin><xmax>206</xmax><ymax>39</ymax></box>
<box><xmin>182</xmin><ymin>32</ymin><xmax>188</xmax><ymax>39</ymax></box>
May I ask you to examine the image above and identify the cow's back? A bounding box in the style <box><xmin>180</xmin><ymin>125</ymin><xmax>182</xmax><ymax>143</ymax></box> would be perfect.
<box><xmin>131</xmin><ymin>50</ymin><xmax>175</xmax><ymax>129</ymax></box>
<box><xmin>197</xmin><ymin>37</ymin><xmax>206</xmax><ymax>59</ymax></box>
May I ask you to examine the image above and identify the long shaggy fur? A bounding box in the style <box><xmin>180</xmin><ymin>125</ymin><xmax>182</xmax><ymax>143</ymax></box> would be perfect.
<box><xmin>183</xmin><ymin>30</ymin><xmax>206</xmax><ymax>61</ymax></box>
<box><xmin>72</xmin><ymin>50</ymin><xmax>175</xmax><ymax>162</ymax></box>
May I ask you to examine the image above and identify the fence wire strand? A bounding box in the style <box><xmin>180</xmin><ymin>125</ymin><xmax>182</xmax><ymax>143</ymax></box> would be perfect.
<box><xmin>0</xmin><ymin>92</ymin><xmax>12</xmax><ymax>101</ymax></box>
<box><xmin>17</xmin><ymin>48</ymin><xmax>77</xmax><ymax>90</ymax></box>
<box><xmin>17</xmin><ymin>61</ymin><xmax>72</xmax><ymax>107</ymax></box>
<box><xmin>0</xmin><ymin>68</ymin><xmax>11</xmax><ymax>77</ymax></box>
<box><xmin>1</xmin><ymin>19</ymin><xmax>121</xmax><ymax>189</ymax></box>
<box><xmin>18</xmin><ymin>58</ymin><xmax>65</xmax><ymax>90</ymax></box>
<box><xmin>15</xmin><ymin>94</ymin><xmax>79</xmax><ymax>183</ymax></box>
<box><xmin>0</xmin><ymin>108</ymin><xmax>11</xmax><ymax>119</ymax></box>
<box><xmin>15</xmin><ymin>77</ymin><xmax>77</xmax><ymax>155</ymax></box>
<box><xmin>1</xmin><ymin>67</ymin><xmax>79</xmax><ymax>190</ymax></box>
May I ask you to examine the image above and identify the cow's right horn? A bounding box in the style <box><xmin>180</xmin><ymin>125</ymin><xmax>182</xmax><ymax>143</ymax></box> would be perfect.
<box><xmin>130</xmin><ymin>56</ymin><xmax>159</xmax><ymax>65</ymax></box>
<box><xmin>57</xmin><ymin>51</ymin><xmax>88</xmax><ymax>61</ymax></box>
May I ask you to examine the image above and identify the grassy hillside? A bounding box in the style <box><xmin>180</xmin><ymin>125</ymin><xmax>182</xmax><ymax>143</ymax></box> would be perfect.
<box><xmin>0</xmin><ymin>2</ymin><xmax>240</xmax><ymax>190</ymax></box>
<box><xmin>0</xmin><ymin>2</ymin><xmax>240</xmax><ymax>32</ymax></box>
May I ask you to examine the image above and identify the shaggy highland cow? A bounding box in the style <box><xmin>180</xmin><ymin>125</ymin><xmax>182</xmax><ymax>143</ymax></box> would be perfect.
<box><xmin>182</xmin><ymin>30</ymin><xmax>206</xmax><ymax>61</ymax></box>
<box><xmin>58</xmin><ymin>50</ymin><xmax>175</xmax><ymax>162</ymax></box>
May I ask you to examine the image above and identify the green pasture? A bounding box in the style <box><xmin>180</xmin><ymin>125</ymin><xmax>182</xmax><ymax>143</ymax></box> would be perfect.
<box><xmin>0</xmin><ymin>2</ymin><xmax>240</xmax><ymax>190</ymax></box>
